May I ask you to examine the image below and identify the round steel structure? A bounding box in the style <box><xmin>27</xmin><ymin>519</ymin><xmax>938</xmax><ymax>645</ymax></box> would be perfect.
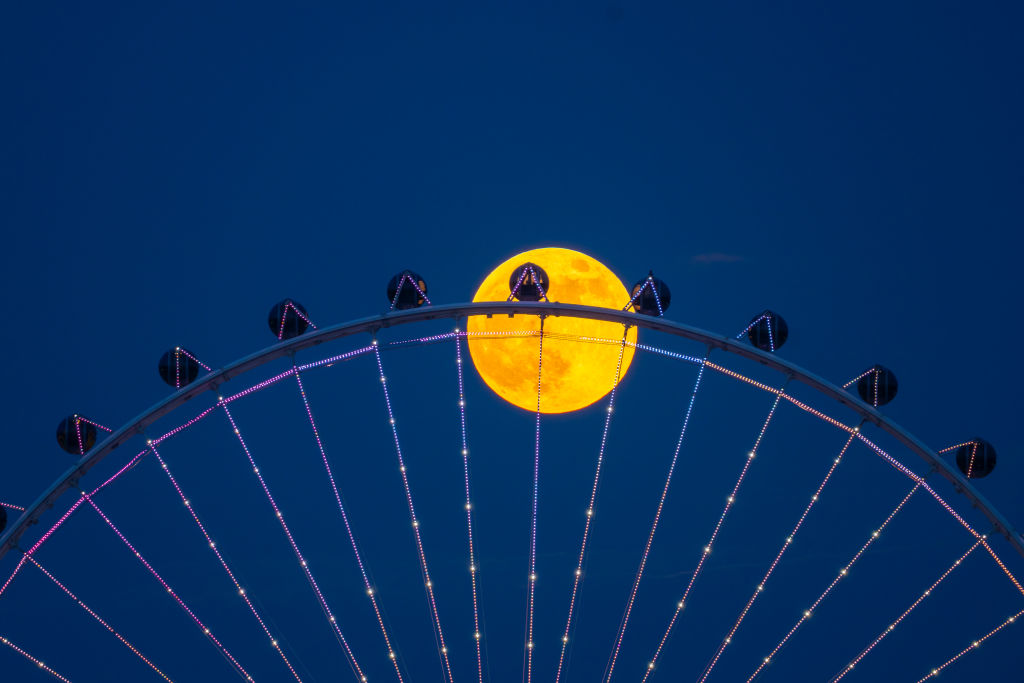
<box><xmin>2</xmin><ymin>300</ymin><xmax>1020</xmax><ymax>561</ymax></box>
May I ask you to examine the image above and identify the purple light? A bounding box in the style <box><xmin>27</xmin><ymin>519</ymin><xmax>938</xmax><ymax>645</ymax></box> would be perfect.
<box><xmin>555</xmin><ymin>334</ymin><xmax>629</xmax><ymax>683</ymax></box>
<box><xmin>294</xmin><ymin>369</ymin><xmax>405</xmax><ymax>682</ymax></box>
<box><xmin>82</xmin><ymin>492</ymin><xmax>255</xmax><ymax>681</ymax></box>
<box><xmin>220</xmin><ymin>403</ymin><xmax>367</xmax><ymax>682</ymax></box>
<box><xmin>373</xmin><ymin>344</ymin><xmax>456</xmax><ymax>683</ymax></box>
<box><xmin>606</xmin><ymin>357</ymin><xmax>709</xmax><ymax>683</ymax></box>
<box><xmin>150</xmin><ymin>445</ymin><xmax>304</xmax><ymax>682</ymax></box>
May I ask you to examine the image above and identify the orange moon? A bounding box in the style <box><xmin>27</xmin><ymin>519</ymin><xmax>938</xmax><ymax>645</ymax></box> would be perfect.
<box><xmin>467</xmin><ymin>248</ymin><xmax>638</xmax><ymax>413</ymax></box>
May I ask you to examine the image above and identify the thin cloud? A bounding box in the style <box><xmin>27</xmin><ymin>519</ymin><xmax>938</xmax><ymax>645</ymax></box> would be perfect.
<box><xmin>692</xmin><ymin>252</ymin><xmax>745</xmax><ymax>264</ymax></box>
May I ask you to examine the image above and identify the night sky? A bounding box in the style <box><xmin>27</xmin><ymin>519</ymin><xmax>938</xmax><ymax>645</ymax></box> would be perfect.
<box><xmin>2</xmin><ymin>3</ymin><xmax>1023</xmax><ymax>682</ymax></box>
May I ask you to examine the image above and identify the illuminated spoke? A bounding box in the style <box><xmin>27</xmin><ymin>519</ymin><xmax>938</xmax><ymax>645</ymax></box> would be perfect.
<box><xmin>220</xmin><ymin>404</ymin><xmax>367</xmax><ymax>683</ymax></box>
<box><xmin>0</xmin><ymin>501</ymin><xmax>24</xmax><ymax>511</ymax></box>
<box><xmin>0</xmin><ymin>633</ymin><xmax>74</xmax><ymax>682</ymax></box>
<box><xmin>80</xmin><ymin>493</ymin><xmax>254</xmax><ymax>681</ymax></box>
<box><xmin>524</xmin><ymin>324</ymin><xmax>545</xmax><ymax>683</ymax></box>
<box><xmin>745</xmin><ymin>481</ymin><xmax>922</xmax><ymax>682</ymax></box>
<box><xmin>604</xmin><ymin>353</ymin><xmax>711</xmax><ymax>683</ymax></box>
<box><xmin>829</xmin><ymin>537</ymin><xmax>985</xmax><ymax>682</ymax></box>
<box><xmin>149</xmin><ymin>445</ymin><xmax>304</xmax><ymax>682</ymax></box>
<box><xmin>915</xmin><ymin>608</ymin><xmax>1024</xmax><ymax>682</ymax></box>
<box><xmin>697</xmin><ymin>428</ymin><xmax>861</xmax><ymax>683</ymax></box>
<box><xmin>639</xmin><ymin>382</ymin><xmax>789</xmax><ymax>682</ymax></box>
<box><xmin>2</xmin><ymin>448</ymin><xmax>152</xmax><ymax>602</ymax></box>
<box><xmin>372</xmin><ymin>343</ymin><xmax>456</xmax><ymax>683</ymax></box>
<box><xmin>454</xmin><ymin>330</ymin><xmax>485</xmax><ymax>683</ymax></box>
<box><xmin>554</xmin><ymin>331</ymin><xmax>629</xmax><ymax>683</ymax></box>
<box><xmin>293</xmin><ymin>368</ymin><xmax>405</xmax><ymax>682</ymax></box>
<box><xmin>25</xmin><ymin>555</ymin><xmax>173</xmax><ymax>682</ymax></box>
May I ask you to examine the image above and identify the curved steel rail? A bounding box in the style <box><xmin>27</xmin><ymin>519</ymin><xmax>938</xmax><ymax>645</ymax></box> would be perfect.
<box><xmin>2</xmin><ymin>301</ymin><xmax>1020</xmax><ymax>560</ymax></box>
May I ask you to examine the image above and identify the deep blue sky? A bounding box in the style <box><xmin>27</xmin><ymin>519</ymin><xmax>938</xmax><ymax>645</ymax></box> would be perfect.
<box><xmin>1</xmin><ymin>2</ymin><xmax>1023</xmax><ymax>682</ymax></box>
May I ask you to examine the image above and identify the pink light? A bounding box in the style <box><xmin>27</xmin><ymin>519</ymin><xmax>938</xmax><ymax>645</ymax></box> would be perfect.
<box><xmin>640</xmin><ymin>387</ymin><xmax>786</xmax><ymax>683</ymax></box>
<box><xmin>82</xmin><ymin>493</ymin><xmax>254</xmax><ymax>681</ymax></box>
<box><xmin>915</xmin><ymin>608</ymin><xmax>1024</xmax><ymax>681</ymax></box>
<box><xmin>455</xmin><ymin>332</ymin><xmax>484</xmax><ymax>683</ymax></box>
<box><xmin>0</xmin><ymin>502</ymin><xmax>24</xmax><ymax>511</ymax></box>
<box><xmin>150</xmin><ymin>445</ymin><xmax>304</xmax><ymax>682</ymax></box>
<box><xmin>0</xmin><ymin>633</ymin><xmax>73</xmax><ymax>682</ymax></box>
<box><xmin>372</xmin><ymin>344</ymin><xmax>455</xmax><ymax>683</ymax></box>
<box><xmin>525</xmin><ymin>328</ymin><xmax>544</xmax><ymax>683</ymax></box>
<box><xmin>294</xmin><ymin>369</ymin><xmax>405</xmax><ymax>682</ymax></box>
<box><xmin>555</xmin><ymin>334</ymin><xmax>628</xmax><ymax>683</ymax></box>
<box><xmin>830</xmin><ymin>538</ymin><xmax>984</xmax><ymax>682</ymax></box>
<box><xmin>220</xmin><ymin>404</ymin><xmax>366</xmax><ymax>682</ymax></box>
<box><xmin>607</xmin><ymin>358</ymin><xmax>710</xmax><ymax>683</ymax></box>
<box><xmin>697</xmin><ymin>430</ymin><xmax>859</xmax><ymax>683</ymax></box>
<box><xmin>745</xmin><ymin>482</ymin><xmax>922</xmax><ymax>682</ymax></box>
<box><xmin>26</xmin><ymin>555</ymin><xmax>173</xmax><ymax>682</ymax></box>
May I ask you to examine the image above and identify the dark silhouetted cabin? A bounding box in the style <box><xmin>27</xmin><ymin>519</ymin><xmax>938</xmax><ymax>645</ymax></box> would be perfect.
<box><xmin>629</xmin><ymin>272</ymin><xmax>671</xmax><ymax>316</ymax></box>
<box><xmin>509</xmin><ymin>263</ymin><xmax>550</xmax><ymax>302</ymax></box>
<box><xmin>387</xmin><ymin>271</ymin><xmax>429</xmax><ymax>310</ymax></box>
<box><xmin>956</xmin><ymin>439</ymin><xmax>997</xmax><ymax>479</ymax></box>
<box><xmin>856</xmin><ymin>365</ymin><xmax>899</xmax><ymax>407</ymax></box>
<box><xmin>746</xmin><ymin>311</ymin><xmax>788</xmax><ymax>352</ymax></box>
<box><xmin>268</xmin><ymin>299</ymin><xmax>310</xmax><ymax>340</ymax></box>
<box><xmin>158</xmin><ymin>347</ymin><xmax>202</xmax><ymax>389</ymax></box>
<box><xmin>0</xmin><ymin>506</ymin><xmax>7</xmax><ymax>533</ymax></box>
<box><xmin>56</xmin><ymin>415</ymin><xmax>97</xmax><ymax>456</ymax></box>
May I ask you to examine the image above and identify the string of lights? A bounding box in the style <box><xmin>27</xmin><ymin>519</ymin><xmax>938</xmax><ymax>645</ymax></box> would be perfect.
<box><xmin>744</xmin><ymin>482</ymin><xmax>922</xmax><ymax>682</ymax></box>
<box><xmin>605</xmin><ymin>355</ymin><xmax>710</xmax><ymax>683</ymax></box>
<box><xmin>524</xmin><ymin>325</ymin><xmax>545</xmax><ymax>683</ymax></box>
<box><xmin>639</xmin><ymin>386</ymin><xmax>789</xmax><ymax>682</ymax></box>
<box><xmin>149</xmin><ymin>445</ymin><xmax>304</xmax><ymax>682</ymax></box>
<box><xmin>696</xmin><ymin>430</ymin><xmax>861</xmax><ymax>683</ymax></box>
<box><xmin>0</xmin><ymin>633</ymin><xmax>73</xmax><ymax>682</ymax></box>
<box><xmin>293</xmin><ymin>368</ymin><xmax>406</xmax><ymax>682</ymax></box>
<box><xmin>454</xmin><ymin>330</ymin><xmax>485</xmax><ymax>683</ymax></box>
<box><xmin>914</xmin><ymin>608</ymin><xmax>1024</xmax><ymax>682</ymax></box>
<box><xmin>372</xmin><ymin>342</ymin><xmax>456</xmax><ymax>683</ymax></box>
<box><xmin>829</xmin><ymin>538</ymin><xmax>985</xmax><ymax>682</ymax></box>
<box><xmin>24</xmin><ymin>554</ymin><xmax>174</xmax><ymax>682</ymax></box>
<box><xmin>80</xmin><ymin>492</ymin><xmax>254</xmax><ymax>681</ymax></box>
<box><xmin>220</xmin><ymin>403</ymin><xmax>366</xmax><ymax>682</ymax></box>
<box><xmin>554</xmin><ymin>332</ymin><xmax>628</xmax><ymax>683</ymax></box>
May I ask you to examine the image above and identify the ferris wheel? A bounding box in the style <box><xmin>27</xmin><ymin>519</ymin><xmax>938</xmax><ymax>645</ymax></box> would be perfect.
<box><xmin>0</xmin><ymin>248</ymin><xmax>1020</xmax><ymax>682</ymax></box>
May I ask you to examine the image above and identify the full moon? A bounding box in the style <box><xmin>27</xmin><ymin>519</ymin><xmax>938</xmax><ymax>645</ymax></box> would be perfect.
<box><xmin>467</xmin><ymin>248</ymin><xmax>638</xmax><ymax>413</ymax></box>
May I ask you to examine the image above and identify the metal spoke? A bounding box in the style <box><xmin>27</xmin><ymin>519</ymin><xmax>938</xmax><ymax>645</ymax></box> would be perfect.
<box><xmin>149</xmin><ymin>444</ymin><xmax>304</xmax><ymax>682</ymax></box>
<box><xmin>604</xmin><ymin>351</ymin><xmax>711</xmax><ymax>683</ymax></box>
<box><xmin>220</xmin><ymin>403</ymin><xmax>367</xmax><ymax>682</ymax></box>
<box><xmin>372</xmin><ymin>342</ymin><xmax>456</xmax><ymax>683</ymax></box>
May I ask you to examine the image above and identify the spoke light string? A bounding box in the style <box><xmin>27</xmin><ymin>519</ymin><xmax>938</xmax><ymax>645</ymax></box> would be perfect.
<box><xmin>293</xmin><ymin>368</ymin><xmax>405</xmax><ymax>682</ymax></box>
<box><xmin>914</xmin><ymin>608</ymin><xmax>1024</xmax><ymax>682</ymax></box>
<box><xmin>80</xmin><ymin>492</ymin><xmax>254</xmax><ymax>681</ymax></box>
<box><xmin>0</xmin><ymin>634</ymin><xmax>73</xmax><ymax>682</ymax></box>
<box><xmin>604</xmin><ymin>354</ymin><xmax>711</xmax><ymax>683</ymax></box>
<box><xmin>0</xmin><ymin>502</ymin><xmax>24</xmax><ymax>511</ymax></box>
<box><xmin>372</xmin><ymin>342</ymin><xmax>456</xmax><ymax>683</ymax></box>
<box><xmin>554</xmin><ymin>331</ymin><xmax>629</xmax><ymax>683</ymax></box>
<box><xmin>696</xmin><ymin>429</ymin><xmax>861</xmax><ymax>683</ymax></box>
<box><xmin>745</xmin><ymin>481</ymin><xmax>922</xmax><ymax>682</ymax></box>
<box><xmin>219</xmin><ymin>403</ymin><xmax>367</xmax><ymax>683</ymax></box>
<box><xmin>639</xmin><ymin>384</ymin><xmax>790</xmax><ymax>683</ymax></box>
<box><xmin>1</xmin><ymin>447</ymin><xmax>151</xmax><ymax>602</ymax></box>
<box><xmin>454</xmin><ymin>330</ymin><xmax>485</xmax><ymax>683</ymax></box>
<box><xmin>828</xmin><ymin>537</ymin><xmax>985</xmax><ymax>682</ymax></box>
<box><xmin>634</xmin><ymin>345</ymin><xmax>1020</xmax><ymax>590</ymax></box>
<box><xmin>524</xmin><ymin>322</ymin><xmax>545</xmax><ymax>683</ymax></box>
<box><xmin>24</xmin><ymin>555</ymin><xmax>173</xmax><ymax>682</ymax></box>
<box><xmin>149</xmin><ymin>445</ymin><xmax>304</xmax><ymax>682</ymax></box>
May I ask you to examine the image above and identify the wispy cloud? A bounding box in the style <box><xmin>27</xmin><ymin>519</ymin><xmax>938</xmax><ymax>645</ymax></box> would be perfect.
<box><xmin>691</xmin><ymin>252</ymin><xmax>745</xmax><ymax>264</ymax></box>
